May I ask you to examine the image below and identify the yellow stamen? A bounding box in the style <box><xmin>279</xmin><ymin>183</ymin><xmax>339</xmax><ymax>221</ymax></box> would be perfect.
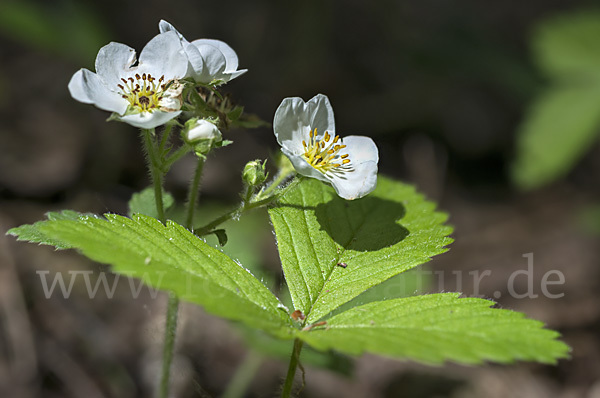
<box><xmin>301</xmin><ymin>128</ymin><xmax>352</xmax><ymax>174</ymax></box>
<box><xmin>117</xmin><ymin>73</ymin><xmax>169</xmax><ymax>113</ymax></box>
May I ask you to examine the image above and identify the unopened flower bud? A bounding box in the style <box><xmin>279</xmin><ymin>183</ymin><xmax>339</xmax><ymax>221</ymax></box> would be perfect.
<box><xmin>242</xmin><ymin>160</ymin><xmax>267</xmax><ymax>187</ymax></box>
<box><xmin>184</xmin><ymin>119</ymin><xmax>222</xmax><ymax>143</ymax></box>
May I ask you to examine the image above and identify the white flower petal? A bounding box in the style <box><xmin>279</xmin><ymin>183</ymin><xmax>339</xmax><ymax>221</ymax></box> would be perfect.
<box><xmin>273</xmin><ymin>97</ymin><xmax>313</xmax><ymax>155</ymax></box>
<box><xmin>193</xmin><ymin>39</ymin><xmax>239</xmax><ymax>72</ymax></box>
<box><xmin>341</xmin><ymin>136</ymin><xmax>379</xmax><ymax>165</ymax></box>
<box><xmin>68</xmin><ymin>69</ymin><xmax>128</xmax><ymax>114</ymax></box>
<box><xmin>118</xmin><ymin>110</ymin><xmax>182</xmax><ymax>129</ymax></box>
<box><xmin>191</xmin><ymin>40</ymin><xmax>227</xmax><ymax>83</ymax></box>
<box><xmin>183</xmin><ymin>42</ymin><xmax>205</xmax><ymax>80</ymax></box>
<box><xmin>225</xmin><ymin>69</ymin><xmax>248</xmax><ymax>82</ymax></box>
<box><xmin>68</xmin><ymin>69</ymin><xmax>94</xmax><ymax>103</ymax></box>
<box><xmin>329</xmin><ymin>160</ymin><xmax>378</xmax><ymax>200</ymax></box>
<box><xmin>138</xmin><ymin>31</ymin><xmax>188</xmax><ymax>79</ymax></box>
<box><xmin>94</xmin><ymin>42</ymin><xmax>136</xmax><ymax>89</ymax></box>
<box><xmin>273</xmin><ymin>94</ymin><xmax>336</xmax><ymax>156</ymax></box>
<box><xmin>157</xmin><ymin>21</ymin><xmax>245</xmax><ymax>84</ymax></box>
<box><xmin>306</xmin><ymin>94</ymin><xmax>335</xmax><ymax>138</ymax></box>
<box><xmin>158</xmin><ymin>20</ymin><xmax>189</xmax><ymax>44</ymax></box>
<box><xmin>329</xmin><ymin>135</ymin><xmax>379</xmax><ymax>199</ymax></box>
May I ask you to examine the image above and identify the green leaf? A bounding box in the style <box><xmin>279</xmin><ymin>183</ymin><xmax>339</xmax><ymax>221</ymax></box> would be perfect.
<box><xmin>191</xmin><ymin>205</ymin><xmax>276</xmax><ymax>289</ymax></box>
<box><xmin>298</xmin><ymin>293</ymin><xmax>570</xmax><ymax>365</ymax></box>
<box><xmin>128</xmin><ymin>187</ymin><xmax>175</xmax><ymax>218</ymax></box>
<box><xmin>7</xmin><ymin>210</ymin><xmax>92</xmax><ymax>249</ymax></box>
<box><xmin>511</xmin><ymin>11</ymin><xmax>600</xmax><ymax>189</ymax></box>
<box><xmin>215</xmin><ymin>139</ymin><xmax>234</xmax><ymax>148</ymax></box>
<box><xmin>512</xmin><ymin>84</ymin><xmax>600</xmax><ymax>189</ymax></box>
<box><xmin>8</xmin><ymin>213</ymin><xmax>293</xmax><ymax>337</ymax></box>
<box><xmin>268</xmin><ymin>176</ymin><xmax>453</xmax><ymax>323</ymax></box>
<box><xmin>533</xmin><ymin>11</ymin><xmax>600</xmax><ymax>79</ymax></box>
<box><xmin>328</xmin><ymin>268</ymin><xmax>431</xmax><ymax>318</ymax></box>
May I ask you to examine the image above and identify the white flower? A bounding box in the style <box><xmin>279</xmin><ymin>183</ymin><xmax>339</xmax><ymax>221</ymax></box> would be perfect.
<box><xmin>273</xmin><ymin>94</ymin><xmax>378</xmax><ymax>200</ymax></box>
<box><xmin>159</xmin><ymin>20</ymin><xmax>247</xmax><ymax>84</ymax></box>
<box><xmin>185</xmin><ymin>119</ymin><xmax>222</xmax><ymax>142</ymax></box>
<box><xmin>68</xmin><ymin>31</ymin><xmax>188</xmax><ymax>129</ymax></box>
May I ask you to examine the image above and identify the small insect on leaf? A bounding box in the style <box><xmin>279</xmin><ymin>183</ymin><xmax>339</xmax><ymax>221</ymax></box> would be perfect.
<box><xmin>337</xmin><ymin>262</ymin><xmax>347</xmax><ymax>268</ymax></box>
<box><xmin>291</xmin><ymin>310</ymin><xmax>305</xmax><ymax>321</ymax></box>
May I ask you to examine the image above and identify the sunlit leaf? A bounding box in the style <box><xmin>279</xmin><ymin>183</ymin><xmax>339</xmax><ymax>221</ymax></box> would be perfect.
<box><xmin>268</xmin><ymin>176</ymin><xmax>453</xmax><ymax>323</ymax></box>
<box><xmin>298</xmin><ymin>293</ymin><xmax>570</xmax><ymax>365</ymax></box>
<box><xmin>8</xmin><ymin>213</ymin><xmax>293</xmax><ymax>337</ymax></box>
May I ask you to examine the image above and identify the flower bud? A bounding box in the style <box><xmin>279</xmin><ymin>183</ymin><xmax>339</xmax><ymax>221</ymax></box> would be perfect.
<box><xmin>184</xmin><ymin>119</ymin><xmax>222</xmax><ymax>143</ymax></box>
<box><xmin>242</xmin><ymin>160</ymin><xmax>267</xmax><ymax>187</ymax></box>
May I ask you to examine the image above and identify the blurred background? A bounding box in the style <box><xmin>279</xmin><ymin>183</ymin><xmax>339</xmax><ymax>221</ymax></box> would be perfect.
<box><xmin>1</xmin><ymin>0</ymin><xmax>600</xmax><ymax>397</ymax></box>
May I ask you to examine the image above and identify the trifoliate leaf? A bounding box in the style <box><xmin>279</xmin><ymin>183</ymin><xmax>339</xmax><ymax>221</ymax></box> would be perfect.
<box><xmin>8</xmin><ymin>213</ymin><xmax>293</xmax><ymax>337</ymax></box>
<box><xmin>268</xmin><ymin>176</ymin><xmax>453</xmax><ymax>323</ymax></box>
<box><xmin>298</xmin><ymin>293</ymin><xmax>570</xmax><ymax>365</ymax></box>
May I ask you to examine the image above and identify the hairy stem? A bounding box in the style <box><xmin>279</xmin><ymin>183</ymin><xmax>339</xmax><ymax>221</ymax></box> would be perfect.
<box><xmin>186</xmin><ymin>157</ymin><xmax>205</xmax><ymax>230</ymax></box>
<box><xmin>142</xmin><ymin>129</ymin><xmax>165</xmax><ymax>223</ymax></box>
<box><xmin>159</xmin><ymin>293</ymin><xmax>180</xmax><ymax>398</ymax></box>
<box><xmin>281</xmin><ymin>339</ymin><xmax>304</xmax><ymax>398</ymax></box>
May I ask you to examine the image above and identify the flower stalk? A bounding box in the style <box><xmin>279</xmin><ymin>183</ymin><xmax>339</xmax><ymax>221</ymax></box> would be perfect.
<box><xmin>142</xmin><ymin>129</ymin><xmax>166</xmax><ymax>223</ymax></box>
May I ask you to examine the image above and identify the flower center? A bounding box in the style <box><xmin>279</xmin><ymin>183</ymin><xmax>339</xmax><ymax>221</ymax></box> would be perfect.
<box><xmin>118</xmin><ymin>73</ymin><xmax>167</xmax><ymax>113</ymax></box>
<box><xmin>302</xmin><ymin>128</ymin><xmax>351</xmax><ymax>174</ymax></box>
